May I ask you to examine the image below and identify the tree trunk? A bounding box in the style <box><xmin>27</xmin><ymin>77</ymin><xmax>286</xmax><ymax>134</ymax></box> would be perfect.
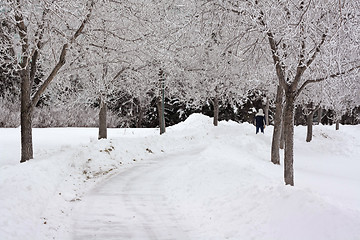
<box><xmin>265</xmin><ymin>97</ymin><xmax>270</xmax><ymax>126</ymax></box>
<box><xmin>20</xmin><ymin>110</ymin><xmax>33</xmax><ymax>163</ymax></box>
<box><xmin>20</xmin><ymin>69</ymin><xmax>33</xmax><ymax>162</ymax></box>
<box><xmin>306</xmin><ymin>110</ymin><xmax>314</xmax><ymax>142</ymax></box>
<box><xmin>16</xmin><ymin>12</ymin><xmax>33</xmax><ymax>163</ymax></box>
<box><xmin>336</xmin><ymin>120</ymin><xmax>340</xmax><ymax>130</ymax></box>
<box><xmin>16</xmin><ymin>4</ymin><xmax>94</xmax><ymax>163</ymax></box>
<box><xmin>157</xmin><ymin>98</ymin><xmax>161</xmax><ymax>130</ymax></box>
<box><xmin>158</xmin><ymin>68</ymin><xmax>166</xmax><ymax>135</ymax></box>
<box><xmin>157</xmin><ymin>96</ymin><xmax>166</xmax><ymax>135</ymax></box>
<box><xmin>19</xmin><ymin>44</ymin><xmax>33</xmax><ymax>162</ymax></box>
<box><xmin>213</xmin><ymin>96</ymin><xmax>219</xmax><ymax>126</ymax></box>
<box><xmin>98</xmin><ymin>97</ymin><xmax>107</xmax><ymax>139</ymax></box>
<box><xmin>136</xmin><ymin>103</ymin><xmax>143</xmax><ymax>128</ymax></box>
<box><xmin>280</xmin><ymin>106</ymin><xmax>285</xmax><ymax>150</ymax></box>
<box><xmin>283</xmin><ymin>95</ymin><xmax>295</xmax><ymax>186</ymax></box>
<box><xmin>271</xmin><ymin>86</ymin><xmax>283</xmax><ymax>165</ymax></box>
<box><xmin>160</xmin><ymin>99</ymin><xmax>166</xmax><ymax>134</ymax></box>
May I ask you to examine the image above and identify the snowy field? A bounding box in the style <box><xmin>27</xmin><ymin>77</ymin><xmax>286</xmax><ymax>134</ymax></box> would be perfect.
<box><xmin>1</xmin><ymin>114</ymin><xmax>360</xmax><ymax>240</ymax></box>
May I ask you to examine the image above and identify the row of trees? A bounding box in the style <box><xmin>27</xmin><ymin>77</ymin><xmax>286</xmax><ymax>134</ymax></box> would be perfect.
<box><xmin>2</xmin><ymin>87</ymin><xmax>355</xmax><ymax>128</ymax></box>
<box><xmin>1</xmin><ymin>0</ymin><xmax>359</xmax><ymax>186</ymax></box>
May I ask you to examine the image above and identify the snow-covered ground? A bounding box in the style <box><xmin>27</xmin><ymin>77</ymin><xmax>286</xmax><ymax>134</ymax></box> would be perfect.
<box><xmin>1</xmin><ymin>114</ymin><xmax>360</xmax><ymax>240</ymax></box>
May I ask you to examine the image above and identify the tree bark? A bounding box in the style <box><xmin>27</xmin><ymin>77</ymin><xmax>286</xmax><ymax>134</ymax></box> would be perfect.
<box><xmin>16</xmin><ymin>9</ymin><xmax>33</xmax><ymax>163</ymax></box>
<box><xmin>157</xmin><ymin>96</ymin><xmax>166</xmax><ymax>135</ymax></box>
<box><xmin>283</xmin><ymin>95</ymin><xmax>295</xmax><ymax>186</ymax></box>
<box><xmin>98</xmin><ymin>97</ymin><xmax>107</xmax><ymax>139</ymax></box>
<box><xmin>213</xmin><ymin>96</ymin><xmax>219</xmax><ymax>126</ymax></box>
<box><xmin>305</xmin><ymin>103</ymin><xmax>318</xmax><ymax>142</ymax></box>
<box><xmin>280</xmin><ymin>106</ymin><xmax>285</xmax><ymax>150</ymax></box>
<box><xmin>271</xmin><ymin>85</ymin><xmax>283</xmax><ymax>165</ymax></box>
<box><xmin>306</xmin><ymin>110</ymin><xmax>314</xmax><ymax>142</ymax></box>
<box><xmin>336</xmin><ymin>120</ymin><xmax>340</xmax><ymax>130</ymax></box>
<box><xmin>157</xmin><ymin>97</ymin><xmax>161</xmax><ymax>130</ymax></box>
<box><xmin>158</xmin><ymin>68</ymin><xmax>166</xmax><ymax>135</ymax></box>
<box><xmin>20</xmin><ymin>109</ymin><xmax>33</xmax><ymax>163</ymax></box>
<box><xmin>160</xmin><ymin>98</ymin><xmax>166</xmax><ymax>134</ymax></box>
<box><xmin>20</xmin><ymin>68</ymin><xmax>33</xmax><ymax>162</ymax></box>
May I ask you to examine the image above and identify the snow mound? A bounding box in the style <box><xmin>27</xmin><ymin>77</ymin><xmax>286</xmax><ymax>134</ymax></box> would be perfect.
<box><xmin>172</xmin><ymin>113</ymin><xmax>213</xmax><ymax>130</ymax></box>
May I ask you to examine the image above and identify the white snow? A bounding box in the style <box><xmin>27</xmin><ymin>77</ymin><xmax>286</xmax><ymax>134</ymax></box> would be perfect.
<box><xmin>1</xmin><ymin>114</ymin><xmax>360</xmax><ymax>240</ymax></box>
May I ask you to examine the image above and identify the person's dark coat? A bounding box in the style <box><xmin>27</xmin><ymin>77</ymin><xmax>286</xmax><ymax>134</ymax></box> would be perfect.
<box><xmin>254</xmin><ymin>109</ymin><xmax>266</xmax><ymax>134</ymax></box>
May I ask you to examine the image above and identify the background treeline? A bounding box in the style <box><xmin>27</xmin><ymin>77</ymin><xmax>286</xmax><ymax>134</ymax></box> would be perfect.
<box><xmin>1</xmin><ymin>81</ymin><xmax>358</xmax><ymax>128</ymax></box>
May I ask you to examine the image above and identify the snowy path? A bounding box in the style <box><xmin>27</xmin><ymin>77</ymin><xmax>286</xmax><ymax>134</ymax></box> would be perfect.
<box><xmin>72</xmin><ymin>153</ymin><xmax>194</xmax><ymax>240</ymax></box>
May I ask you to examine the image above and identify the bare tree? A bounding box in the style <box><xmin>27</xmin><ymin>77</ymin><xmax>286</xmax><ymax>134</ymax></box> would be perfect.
<box><xmin>215</xmin><ymin>0</ymin><xmax>360</xmax><ymax>185</ymax></box>
<box><xmin>255</xmin><ymin>0</ymin><xmax>359</xmax><ymax>185</ymax></box>
<box><xmin>1</xmin><ymin>0</ymin><xmax>95</xmax><ymax>162</ymax></box>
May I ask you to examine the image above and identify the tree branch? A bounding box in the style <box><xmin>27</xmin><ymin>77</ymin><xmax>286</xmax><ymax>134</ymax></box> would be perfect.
<box><xmin>88</xmin><ymin>43</ymin><xmax>117</xmax><ymax>51</ymax></box>
<box><xmin>264</xmin><ymin>24</ymin><xmax>288</xmax><ymax>92</ymax></box>
<box><xmin>14</xmin><ymin>6</ymin><xmax>29</xmax><ymax>70</ymax></box>
<box><xmin>293</xmin><ymin>31</ymin><xmax>327</xmax><ymax>94</ymax></box>
<box><xmin>293</xmin><ymin>0</ymin><xmax>313</xmax><ymax>27</ymax></box>
<box><xmin>305</xmin><ymin>33</ymin><xmax>327</xmax><ymax>68</ymax></box>
<box><xmin>112</xmin><ymin>66</ymin><xmax>130</xmax><ymax>82</ymax></box>
<box><xmin>70</xmin><ymin>1</ymin><xmax>95</xmax><ymax>43</ymax></box>
<box><xmin>29</xmin><ymin>9</ymin><xmax>48</xmax><ymax>89</ymax></box>
<box><xmin>297</xmin><ymin>64</ymin><xmax>360</xmax><ymax>97</ymax></box>
<box><xmin>30</xmin><ymin>0</ymin><xmax>94</xmax><ymax>111</ymax></box>
<box><xmin>30</xmin><ymin>43</ymin><xmax>68</xmax><ymax>111</ymax></box>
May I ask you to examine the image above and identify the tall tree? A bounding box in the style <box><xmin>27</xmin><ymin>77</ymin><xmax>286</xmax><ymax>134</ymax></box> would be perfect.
<box><xmin>217</xmin><ymin>0</ymin><xmax>360</xmax><ymax>185</ymax></box>
<box><xmin>2</xmin><ymin>0</ymin><xmax>95</xmax><ymax>162</ymax></box>
<box><xmin>255</xmin><ymin>0</ymin><xmax>359</xmax><ymax>185</ymax></box>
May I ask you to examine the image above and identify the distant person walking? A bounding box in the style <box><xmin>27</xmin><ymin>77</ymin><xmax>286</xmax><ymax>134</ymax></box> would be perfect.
<box><xmin>255</xmin><ymin>109</ymin><xmax>266</xmax><ymax>134</ymax></box>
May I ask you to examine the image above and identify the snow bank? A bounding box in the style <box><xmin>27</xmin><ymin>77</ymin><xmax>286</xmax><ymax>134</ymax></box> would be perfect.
<box><xmin>0</xmin><ymin>128</ymin><xmax>160</xmax><ymax>239</ymax></box>
<box><xmin>163</xmin><ymin>122</ymin><xmax>360</xmax><ymax>240</ymax></box>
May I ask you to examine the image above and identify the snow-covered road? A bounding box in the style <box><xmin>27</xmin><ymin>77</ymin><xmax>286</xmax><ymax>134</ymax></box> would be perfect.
<box><xmin>72</xmin><ymin>153</ymin><xmax>194</xmax><ymax>240</ymax></box>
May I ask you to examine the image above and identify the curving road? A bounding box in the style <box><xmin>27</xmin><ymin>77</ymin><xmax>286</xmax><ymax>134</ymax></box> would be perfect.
<box><xmin>71</xmin><ymin>153</ymin><xmax>195</xmax><ymax>240</ymax></box>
